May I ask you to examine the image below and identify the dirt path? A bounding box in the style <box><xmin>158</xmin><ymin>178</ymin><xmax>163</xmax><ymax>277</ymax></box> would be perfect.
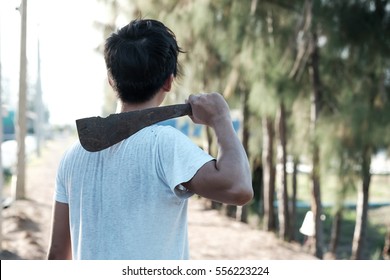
<box><xmin>0</xmin><ymin>135</ymin><xmax>316</xmax><ymax>260</ymax></box>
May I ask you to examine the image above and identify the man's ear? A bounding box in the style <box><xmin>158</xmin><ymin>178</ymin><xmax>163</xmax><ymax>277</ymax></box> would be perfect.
<box><xmin>162</xmin><ymin>74</ymin><xmax>174</xmax><ymax>92</ymax></box>
<box><xmin>107</xmin><ymin>71</ymin><xmax>115</xmax><ymax>88</ymax></box>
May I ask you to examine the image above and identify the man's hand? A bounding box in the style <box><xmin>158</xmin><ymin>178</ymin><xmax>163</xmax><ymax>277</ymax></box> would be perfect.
<box><xmin>186</xmin><ymin>93</ymin><xmax>231</xmax><ymax>128</ymax></box>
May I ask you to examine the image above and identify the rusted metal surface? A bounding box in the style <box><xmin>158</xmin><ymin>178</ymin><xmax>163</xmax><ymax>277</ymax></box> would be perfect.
<box><xmin>76</xmin><ymin>104</ymin><xmax>192</xmax><ymax>152</ymax></box>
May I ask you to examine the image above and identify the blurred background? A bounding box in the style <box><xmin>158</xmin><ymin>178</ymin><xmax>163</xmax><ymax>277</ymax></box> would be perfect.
<box><xmin>0</xmin><ymin>0</ymin><xmax>389</xmax><ymax>260</ymax></box>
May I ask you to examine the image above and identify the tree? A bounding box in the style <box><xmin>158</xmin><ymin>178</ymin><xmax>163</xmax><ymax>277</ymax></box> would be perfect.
<box><xmin>261</xmin><ymin>116</ymin><xmax>276</xmax><ymax>231</ymax></box>
<box><xmin>348</xmin><ymin>0</ymin><xmax>390</xmax><ymax>259</ymax></box>
<box><xmin>288</xmin><ymin>0</ymin><xmax>325</xmax><ymax>258</ymax></box>
<box><xmin>317</xmin><ymin>0</ymin><xmax>390</xmax><ymax>259</ymax></box>
<box><xmin>307</xmin><ymin>28</ymin><xmax>325</xmax><ymax>259</ymax></box>
<box><xmin>250</xmin><ymin>0</ymin><xmax>308</xmax><ymax>239</ymax></box>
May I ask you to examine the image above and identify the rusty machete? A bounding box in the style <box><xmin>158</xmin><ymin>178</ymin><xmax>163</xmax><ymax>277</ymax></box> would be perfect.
<box><xmin>76</xmin><ymin>103</ymin><xmax>192</xmax><ymax>152</ymax></box>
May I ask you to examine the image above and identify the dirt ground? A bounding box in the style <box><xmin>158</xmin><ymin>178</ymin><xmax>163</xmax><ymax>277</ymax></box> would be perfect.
<box><xmin>0</xmin><ymin>134</ymin><xmax>317</xmax><ymax>260</ymax></box>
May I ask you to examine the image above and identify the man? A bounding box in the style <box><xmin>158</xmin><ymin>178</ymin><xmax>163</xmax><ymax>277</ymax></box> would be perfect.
<box><xmin>48</xmin><ymin>18</ymin><xmax>252</xmax><ymax>260</ymax></box>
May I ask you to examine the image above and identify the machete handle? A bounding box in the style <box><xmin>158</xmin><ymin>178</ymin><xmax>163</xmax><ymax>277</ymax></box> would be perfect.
<box><xmin>170</xmin><ymin>103</ymin><xmax>192</xmax><ymax>117</ymax></box>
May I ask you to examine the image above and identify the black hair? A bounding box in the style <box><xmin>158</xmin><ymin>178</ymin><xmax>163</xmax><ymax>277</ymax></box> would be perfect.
<box><xmin>104</xmin><ymin>19</ymin><xmax>183</xmax><ymax>103</ymax></box>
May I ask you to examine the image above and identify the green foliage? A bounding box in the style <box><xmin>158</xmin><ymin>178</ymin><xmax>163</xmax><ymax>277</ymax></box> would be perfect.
<box><xmin>249</xmin><ymin>81</ymin><xmax>278</xmax><ymax>117</ymax></box>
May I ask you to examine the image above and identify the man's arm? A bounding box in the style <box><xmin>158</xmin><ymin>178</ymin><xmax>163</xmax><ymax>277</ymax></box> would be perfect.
<box><xmin>47</xmin><ymin>201</ymin><xmax>72</xmax><ymax>260</ymax></box>
<box><xmin>183</xmin><ymin>93</ymin><xmax>253</xmax><ymax>206</ymax></box>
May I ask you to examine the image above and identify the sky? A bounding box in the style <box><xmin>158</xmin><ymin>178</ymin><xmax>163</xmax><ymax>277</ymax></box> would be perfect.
<box><xmin>1</xmin><ymin>0</ymin><xmax>108</xmax><ymax>125</ymax></box>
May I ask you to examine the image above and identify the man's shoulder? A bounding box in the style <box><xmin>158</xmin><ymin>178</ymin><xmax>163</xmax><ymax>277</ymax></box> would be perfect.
<box><xmin>60</xmin><ymin>140</ymin><xmax>87</xmax><ymax>161</ymax></box>
<box><xmin>153</xmin><ymin>124</ymin><xmax>190</xmax><ymax>141</ymax></box>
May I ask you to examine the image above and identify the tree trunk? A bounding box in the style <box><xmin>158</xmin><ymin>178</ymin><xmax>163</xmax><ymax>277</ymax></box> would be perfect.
<box><xmin>263</xmin><ymin>7</ymin><xmax>276</xmax><ymax>233</ymax></box>
<box><xmin>383</xmin><ymin>227</ymin><xmax>390</xmax><ymax>260</ymax></box>
<box><xmin>351</xmin><ymin>145</ymin><xmax>372</xmax><ymax>260</ymax></box>
<box><xmin>226</xmin><ymin>87</ymin><xmax>251</xmax><ymax>222</ymax></box>
<box><xmin>240</xmin><ymin>88</ymin><xmax>250</xmax><ymax>223</ymax></box>
<box><xmin>290</xmin><ymin>156</ymin><xmax>299</xmax><ymax>241</ymax></box>
<box><xmin>310</xmin><ymin>142</ymin><xmax>323</xmax><ymax>259</ymax></box>
<box><xmin>226</xmin><ymin>205</ymin><xmax>237</xmax><ymax>218</ymax></box>
<box><xmin>252</xmin><ymin>158</ymin><xmax>264</xmax><ymax>216</ymax></box>
<box><xmin>276</xmin><ymin>101</ymin><xmax>290</xmax><ymax>240</ymax></box>
<box><xmin>309</xmin><ymin>29</ymin><xmax>324</xmax><ymax>259</ymax></box>
<box><xmin>329</xmin><ymin>208</ymin><xmax>342</xmax><ymax>258</ymax></box>
<box><xmin>262</xmin><ymin>117</ymin><xmax>276</xmax><ymax>231</ymax></box>
<box><xmin>15</xmin><ymin>0</ymin><xmax>28</xmax><ymax>200</ymax></box>
<box><xmin>329</xmin><ymin>159</ymin><xmax>348</xmax><ymax>259</ymax></box>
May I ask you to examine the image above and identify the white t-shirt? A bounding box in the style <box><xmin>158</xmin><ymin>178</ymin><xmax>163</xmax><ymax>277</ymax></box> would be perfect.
<box><xmin>55</xmin><ymin>125</ymin><xmax>213</xmax><ymax>260</ymax></box>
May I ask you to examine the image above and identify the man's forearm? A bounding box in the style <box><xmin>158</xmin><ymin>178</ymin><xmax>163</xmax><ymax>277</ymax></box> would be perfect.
<box><xmin>212</xmin><ymin>117</ymin><xmax>253</xmax><ymax>204</ymax></box>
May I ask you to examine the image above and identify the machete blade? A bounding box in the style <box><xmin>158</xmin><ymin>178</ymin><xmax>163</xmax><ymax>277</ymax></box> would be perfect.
<box><xmin>76</xmin><ymin>103</ymin><xmax>192</xmax><ymax>152</ymax></box>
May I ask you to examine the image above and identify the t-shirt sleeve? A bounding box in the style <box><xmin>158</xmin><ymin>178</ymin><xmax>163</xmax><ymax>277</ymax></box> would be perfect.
<box><xmin>156</xmin><ymin>126</ymin><xmax>214</xmax><ymax>199</ymax></box>
<box><xmin>54</xmin><ymin>152</ymin><xmax>69</xmax><ymax>204</ymax></box>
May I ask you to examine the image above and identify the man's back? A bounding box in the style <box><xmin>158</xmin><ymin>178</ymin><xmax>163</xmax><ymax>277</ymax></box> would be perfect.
<box><xmin>47</xmin><ymin>19</ymin><xmax>252</xmax><ymax>260</ymax></box>
<box><xmin>55</xmin><ymin>125</ymin><xmax>212</xmax><ymax>259</ymax></box>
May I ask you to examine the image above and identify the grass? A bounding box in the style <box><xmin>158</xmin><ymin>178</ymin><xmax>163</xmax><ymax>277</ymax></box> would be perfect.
<box><xmin>292</xmin><ymin>173</ymin><xmax>390</xmax><ymax>205</ymax></box>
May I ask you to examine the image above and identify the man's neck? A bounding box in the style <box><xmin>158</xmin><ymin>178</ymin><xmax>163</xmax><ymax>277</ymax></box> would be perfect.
<box><xmin>120</xmin><ymin>99</ymin><xmax>159</xmax><ymax>113</ymax></box>
<box><xmin>119</xmin><ymin>90</ymin><xmax>166</xmax><ymax>113</ymax></box>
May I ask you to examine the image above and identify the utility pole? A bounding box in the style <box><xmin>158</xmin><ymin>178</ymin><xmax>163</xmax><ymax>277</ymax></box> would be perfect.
<box><xmin>14</xmin><ymin>0</ymin><xmax>27</xmax><ymax>200</ymax></box>
<box><xmin>34</xmin><ymin>34</ymin><xmax>43</xmax><ymax>157</ymax></box>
